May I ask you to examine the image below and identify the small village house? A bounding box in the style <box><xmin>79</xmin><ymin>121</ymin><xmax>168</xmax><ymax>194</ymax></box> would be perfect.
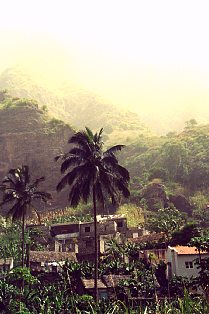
<box><xmin>50</xmin><ymin>215</ymin><xmax>140</xmax><ymax>262</ymax></box>
<box><xmin>166</xmin><ymin>246</ymin><xmax>209</xmax><ymax>280</ymax></box>
<box><xmin>29</xmin><ymin>251</ymin><xmax>77</xmax><ymax>272</ymax></box>
<box><xmin>80</xmin><ymin>278</ymin><xmax>108</xmax><ymax>299</ymax></box>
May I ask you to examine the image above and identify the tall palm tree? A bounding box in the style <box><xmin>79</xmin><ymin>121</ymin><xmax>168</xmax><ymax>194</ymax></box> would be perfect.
<box><xmin>56</xmin><ymin>127</ymin><xmax>130</xmax><ymax>301</ymax></box>
<box><xmin>0</xmin><ymin>165</ymin><xmax>52</xmax><ymax>267</ymax></box>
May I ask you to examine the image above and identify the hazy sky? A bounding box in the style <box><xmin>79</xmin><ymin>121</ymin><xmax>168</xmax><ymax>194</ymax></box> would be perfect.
<box><xmin>0</xmin><ymin>0</ymin><xmax>209</xmax><ymax>121</ymax></box>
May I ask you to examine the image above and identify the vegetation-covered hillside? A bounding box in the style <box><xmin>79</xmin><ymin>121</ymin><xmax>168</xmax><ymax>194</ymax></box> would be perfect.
<box><xmin>119</xmin><ymin>121</ymin><xmax>209</xmax><ymax>224</ymax></box>
<box><xmin>121</xmin><ymin>121</ymin><xmax>209</xmax><ymax>189</ymax></box>
<box><xmin>0</xmin><ymin>67</ymin><xmax>150</xmax><ymax>146</ymax></box>
<box><xmin>0</xmin><ymin>91</ymin><xmax>73</xmax><ymax>210</ymax></box>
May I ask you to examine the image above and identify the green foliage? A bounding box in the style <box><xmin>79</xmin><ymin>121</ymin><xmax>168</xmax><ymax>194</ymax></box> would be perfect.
<box><xmin>184</xmin><ymin>118</ymin><xmax>198</xmax><ymax>129</ymax></box>
<box><xmin>117</xmin><ymin>204</ymin><xmax>144</xmax><ymax>227</ymax></box>
<box><xmin>0</xmin><ymin>97</ymin><xmax>38</xmax><ymax>110</ymax></box>
<box><xmin>148</xmin><ymin>167</ymin><xmax>168</xmax><ymax>181</ymax></box>
<box><xmin>41</xmin><ymin>104</ymin><xmax>48</xmax><ymax>112</ymax></box>
<box><xmin>121</xmin><ymin>123</ymin><xmax>209</xmax><ymax>193</ymax></box>
<box><xmin>189</xmin><ymin>234</ymin><xmax>209</xmax><ymax>252</ymax></box>
<box><xmin>191</xmin><ymin>192</ymin><xmax>209</xmax><ymax>228</ymax></box>
<box><xmin>161</xmin><ymin>140</ymin><xmax>189</xmax><ymax>182</ymax></box>
<box><xmin>147</xmin><ymin>207</ymin><xmax>185</xmax><ymax>242</ymax></box>
<box><xmin>8</xmin><ymin>267</ymin><xmax>39</xmax><ymax>285</ymax></box>
<box><xmin>168</xmin><ymin>276</ymin><xmax>191</xmax><ymax>297</ymax></box>
<box><xmin>45</xmin><ymin>117</ymin><xmax>65</xmax><ymax>133</ymax></box>
<box><xmin>0</xmin><ymin>258</ymin><xmax>208</xmax><ymax>313</ymax></box>
<box><xmin>0</xmin><ymin>220</ymin><xmax>22</xmax><ymax>264</ymax></box>
<box><xmin>170</xmin><ymin>223</ymin><xmax>201</xmax><ymax>246</ymax></box>
<box><xmin>0</xmin><ymin>165</ymin><xmax>52</xmax><ymax>267</ymax></box>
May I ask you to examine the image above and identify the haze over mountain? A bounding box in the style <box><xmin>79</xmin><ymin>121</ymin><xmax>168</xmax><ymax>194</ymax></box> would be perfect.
<box><xmin>0</xmin><ymin>62</ymin><xmax>209</xmax><ymax>138</ymax></box>
<box><xmin>0</xmin><ymin>66</ymin><xmax>151</xmax><ymax>146</ymax></box>
<box><xmin>1</xmin><ymin>1</ymin><xmax>209</xmax><ymax>135</ymax></box>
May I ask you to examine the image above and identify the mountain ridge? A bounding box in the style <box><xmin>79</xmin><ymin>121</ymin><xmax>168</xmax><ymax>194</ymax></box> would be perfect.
<box><xmin>0</xmin><ymin>66</ymin><xmax>151</xmax><ymax>146</ymax></box>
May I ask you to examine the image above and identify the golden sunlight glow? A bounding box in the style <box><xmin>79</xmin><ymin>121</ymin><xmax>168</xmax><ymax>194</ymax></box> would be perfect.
<box><xmin>0</xmin><ymin>0</ymin><xmax>209</xmax><ymax>125</ymax></box>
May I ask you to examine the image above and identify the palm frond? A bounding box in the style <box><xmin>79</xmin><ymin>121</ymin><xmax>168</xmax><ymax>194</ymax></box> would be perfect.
<box><xmin>54</xmin><ymin>152</ymin><xmax>68</xmax><ymax>162</ymax></box>
<box><xmin>105</xmin><ymin>144</ymin><xmax>125</xmax><ymax>155</ymax></box>
<box><xmin>11</xmin><ymin>203</ymin><xmax>26</xmax><ymax>222</ymax></box>
<box><xmin>98</xmin><ymin>167</ymin><xmax>118</xmax><ymax>201</ymax></box>
<box><xmin>102</xmin><ymin>155</ymin><xmax>118</xmax><ymax>166</ymax></box>
<box><xmin>60</xmin><ymin>155</ymin><xmax>83</xmax><ymax>174</ymax></box>
<box><xmin>7</xmin><ymin>201</ymin><xmax>24</xmax><ymax>221</ymax></box>
<box><xmin>67</xmin><ymin>165</ymin><xmax>85</xmax><ymax>185</ymax></box>
<box><xmin>98</xmin><ymin>128</ymin><xmax>103</xmax><ymax>141</ymax></box>
<box><xmin>2</xmin><ymin>171</ymin><xmax>19</xmax><ymax>187</ymax></box>
<box><xmin>95</xmin><ymin>181</ymin><xmax>104</xmax><ymax>205</ymax></box>
<box><xmin>32</xmin><ymin>176</ymin><xmax>45</xmax><ymax>188</ymax></box>
<box><xmin>54</xmin><ymin>155</ymin><xmax>61</xmax><ymax>162</ymax></box>
<box><xmin>56</xmin><ymin>174</ymin><xmax>69</xmax><ymax>192</ymax></box>
<box><xmin>0</xmin><ymin>192</ymin><xmax>16</xmax><ymax>206</ymax></box>
<box><xmin>114</xmin><ymin>179</ymin><xmax>130</xmax><ymax>198</ymax></box>
<box><xmin>85</xmin><ymin>127</ymin><xmax>94</xmax><ymax>141</ymax></box>
<box><xmin>68</xmin><ymin>147</ymin><xmax>88</xmax><ymax>158</ymax></box>
<box><xmin>68</xmin><ymin>131</ymin><xmax>89</xmax><ymax>146</ymax></box>
<box><xmin>68</xmin><ymin>184</ymin><xmax>81</xmax><ymax>207</ymax></box>
<box><xmin>27</xmin><ymin>205</ymin><xmax>41</xmax><ymax>224</ymax></box>
<box><xmin>33</xmin><ymin>191</ymin><xmax>52</xmax><ymax>201</ymax></box>
<box><xmin>81</xmin><ymin>178</ymin><xmax>92</xmax><ymax>203</ymax></box>
<box><xmin>115</xmin><ymin>165</ymin><xmax>130</xmax><ymax>181</ymax></box>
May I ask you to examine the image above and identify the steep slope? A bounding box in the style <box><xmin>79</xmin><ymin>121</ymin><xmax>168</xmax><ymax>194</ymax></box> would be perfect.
<box><xmin>0</xmin><ymin>67</ymin><xmax>67</xmax><ymax>121</ymax></box>
<box><xmin>120</xmin><ymin>123</ymin><xmax>209</xmax><ymax>191</ymax></box>
<box><xmin>0</xmin><ymin>93</ymin><xmax>73</xmax><ymax>210</ymax></box>
<box><xmin>0</xmin><ymin>66</ymin><xmax>151</xmax><ymax>146</ymax></box>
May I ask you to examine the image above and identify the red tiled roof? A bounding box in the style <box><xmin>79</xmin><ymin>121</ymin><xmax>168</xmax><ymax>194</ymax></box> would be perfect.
<box><xmin>170</xmin><ymin>246</ymin><xmax>209</xmax><ymax>255</ymax></box>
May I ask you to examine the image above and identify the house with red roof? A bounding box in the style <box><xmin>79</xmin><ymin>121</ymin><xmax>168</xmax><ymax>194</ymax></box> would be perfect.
<box><xmin>167</xmin><ymin>246</ymin><xmax>209</xmax><ymax>279</ymax></box>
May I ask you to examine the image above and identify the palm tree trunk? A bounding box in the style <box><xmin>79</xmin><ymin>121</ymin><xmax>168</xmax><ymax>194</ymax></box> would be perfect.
<box><xmin>22</xmin><ymin>212</ymin><xmax>25</xmax><ymax>268</ymax></box>
<box><xmin>93</xmin><ymin>185</ymin><xmax>98</xmax><ymax>302</ymax></box>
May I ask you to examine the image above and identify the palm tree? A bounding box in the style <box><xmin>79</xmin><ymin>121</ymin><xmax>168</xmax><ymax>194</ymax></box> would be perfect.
<box><xmin>56</xmin><ymin>127</ymin><xmax>130</xmax><ymax>301</ymax></box>
<box><xmin>0</xmin><ymin>165</ymin><xmax>52</xmax><ymax>267</ymax></box>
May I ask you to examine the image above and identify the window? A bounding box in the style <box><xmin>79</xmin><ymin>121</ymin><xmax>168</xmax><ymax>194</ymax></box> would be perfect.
<box><xmin>67</xmin><ymin>243</ymin><xmax>73</xmax><ymax>251</ymax></box>
<box><xmin>86</xmin><ymin>239</ymin><xmax>92</xmax><ymax>248</ymax></box>
<box><xmin>185</xmin><ymin>261</ymin><xmax>193</xmax><ymax>269</ymax></box>
<box><xmin>52</xmin><ymin>265</ymin><xmax>58</xmax><ymax>272</ymax></box>
<box><xmin>117</xmin><ymin>221</ymin><xmax>123</xmax><ymax>228</ymax></box>
<box><xmin>85</xmin><ymin>226</ymin><xmax>90</xmax><ymax>233</ymax></box>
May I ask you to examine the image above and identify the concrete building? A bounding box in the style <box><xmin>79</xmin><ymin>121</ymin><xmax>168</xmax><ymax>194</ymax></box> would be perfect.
<box><xmin>166</xmin><ymin>246</ymin><xmax>209</xmax><ymax>279</ymax></box>
<box><xmin>50</xmin><ymin>215</ymin><xmax>138</xmax><ymax>261</ymax></box>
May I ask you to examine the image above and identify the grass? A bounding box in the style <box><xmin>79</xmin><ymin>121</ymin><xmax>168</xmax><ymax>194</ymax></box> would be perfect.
<box><xmin>117</xmin><ymin>204</ymin><xmax>144</xmax><ymax>227</ymax></box>
<box><xmin>0</xmin><ymin>98</ymin><xmax>38</xmax><ymax>110</ymax></box>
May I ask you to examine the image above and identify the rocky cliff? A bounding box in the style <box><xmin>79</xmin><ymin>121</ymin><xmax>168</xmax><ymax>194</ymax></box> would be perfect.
<box><xmin>0</xmin><ymin>94</ymin><xmax>74</xmax><ymax>210</ymax></box>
